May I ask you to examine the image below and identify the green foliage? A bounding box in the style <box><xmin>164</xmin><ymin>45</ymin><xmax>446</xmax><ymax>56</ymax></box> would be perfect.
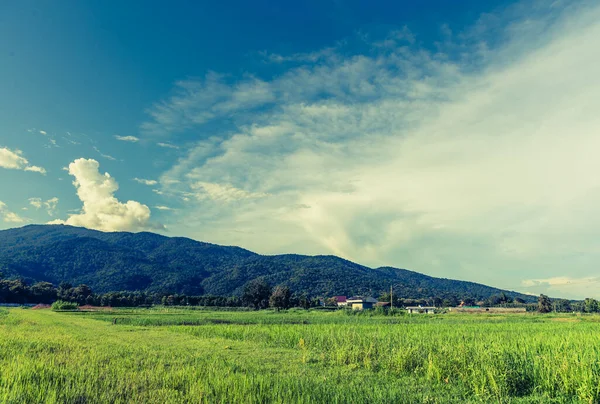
<box><xmin>538</xmin><ymin>294</ymin><xmax>552</xmax><ymax>313</ymax></box>
<box><xmin>584</xmin><ymin>298</ymin><xmax>599</xmax><ymax>313</ymax></box>
<box><xmin>0</xmin><ymin>225</ymin><xmax>537</xmax><ymax>302</ymax></box>
<box><xmin>241</xmin><ymin>278</ymin><xmax>271</xmax><ymax>309</ymax></box>
<box><xmin>51</xmin><ymin>300</ymin><xmax>78</xmax><ymax>311</ymax></box>
<box><xmin>269</xmin><ymin>285</ymin><xmax>292</xmax><ymax>310</ymax></box>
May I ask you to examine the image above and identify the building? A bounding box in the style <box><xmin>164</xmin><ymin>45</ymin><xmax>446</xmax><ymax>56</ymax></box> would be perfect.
<box><xmin>333</xmin><ymin>296</ymin><xmax>348</xmax><ymax>307</ymax></box>
<box><xmin>346</xmin><ymin>296</ymin><xmax>378</xmax><ymax>310</ymax></box>
<box><xmin>406</xmin><ymin>306</ymin><xmax>436</xmax><ymax>314</ymax></box>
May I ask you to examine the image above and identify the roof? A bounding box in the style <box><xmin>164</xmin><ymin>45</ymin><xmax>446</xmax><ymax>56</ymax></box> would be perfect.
<box><xmin>347</xmin><ymin>296</ymin><xmax>378</xmax><ymax>304</ymax></box>
<box><xmin>333</xmin><ymin>296</ymin><xmax>347</xmax><ymax>303</ymax></box>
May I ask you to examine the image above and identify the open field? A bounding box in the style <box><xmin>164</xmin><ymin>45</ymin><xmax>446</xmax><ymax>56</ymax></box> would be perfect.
<box><xmin>1</xmin><ymin>308</ymin><xmax>599</xmax><ymax>403</ymax></box>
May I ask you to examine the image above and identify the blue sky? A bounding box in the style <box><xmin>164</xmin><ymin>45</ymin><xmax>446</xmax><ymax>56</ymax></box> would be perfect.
<box><xmin>1</xmin><ymin>0</ymin><xmax>599</xmax><ymax>299</ymax></box>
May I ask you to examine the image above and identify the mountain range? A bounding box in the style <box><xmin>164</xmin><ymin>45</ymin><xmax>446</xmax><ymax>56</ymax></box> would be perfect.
<box><xmin>0</xmin><ymin>225</ymin><xmax>535</xmax><ymax>302</ymax></box>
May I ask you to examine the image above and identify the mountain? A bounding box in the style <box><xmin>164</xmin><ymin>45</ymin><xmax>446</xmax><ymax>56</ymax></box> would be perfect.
<box><xmin>0</xmin><ymin>225</ymin><xmax>535</xmax><ymax>301</ymax></box>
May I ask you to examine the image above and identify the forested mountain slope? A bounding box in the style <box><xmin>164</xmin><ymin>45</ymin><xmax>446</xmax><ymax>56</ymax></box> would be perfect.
<box><xmin>0</xmin><ymin>225</ymin><xmax>535</xmax><ymax>301</ymax></box>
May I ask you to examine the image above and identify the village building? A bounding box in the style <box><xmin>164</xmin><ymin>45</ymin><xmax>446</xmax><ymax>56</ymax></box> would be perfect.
<box><xmin>346</xmin><ymin>296</ymin><xmax>378</xmax><ymax>310</ymax></box>
<box><xmin>405</xmin><ymin>306</ymin><xmax>436</xmax><ymax>314</ymax></box>
<box><xmin>333</xmin><ymin>296</ymin><xmax>348</xmax><ymax>307</ymax></box>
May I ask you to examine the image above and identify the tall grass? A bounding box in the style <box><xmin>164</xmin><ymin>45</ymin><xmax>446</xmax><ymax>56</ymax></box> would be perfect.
<box><xmin>1</xmin><ymin>308</ymin><xmax>598</xmax><ymax>403</ymax></box>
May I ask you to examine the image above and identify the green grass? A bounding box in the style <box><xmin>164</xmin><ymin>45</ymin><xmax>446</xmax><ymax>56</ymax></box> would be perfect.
<box><xmin>1</xmin><ymin>308</ymin><xmax>599</xmax><ymax>403</ymax></box>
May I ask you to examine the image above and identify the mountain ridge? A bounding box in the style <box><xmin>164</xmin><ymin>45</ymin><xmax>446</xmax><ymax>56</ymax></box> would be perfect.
<box><xmin>0</xmin><ymin>224</ymin><xmax>536</xmax><ymax>302</ymax></box>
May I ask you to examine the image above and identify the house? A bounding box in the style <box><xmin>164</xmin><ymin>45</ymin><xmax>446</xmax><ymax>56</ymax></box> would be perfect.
<box><xmin>346</xmin><ymin>296</ymin><xmax>378</xmax><ymax>310</ymax></box>
<box><xmin>406</xmin><ymin>306</ymin><xmax>436</xmax><ymax>314</ymax></box>
<box><xmin>333</xmin><ymin>296</ymin><xmax>348</xmax><ymax>307</ymax></box>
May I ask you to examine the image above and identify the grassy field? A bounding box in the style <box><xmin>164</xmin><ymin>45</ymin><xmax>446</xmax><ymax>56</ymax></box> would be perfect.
<box><xmin>1</xmin><ymin>308</ymin><xmax>599</xmax><ymax>403</ymax></box>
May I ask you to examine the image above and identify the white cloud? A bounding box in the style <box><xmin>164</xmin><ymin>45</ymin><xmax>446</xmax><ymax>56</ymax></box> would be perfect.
<box><xmin>0</xmin><ymin>201</ymin><xmax>27</xmax><ymax>224</ymax></box>
<box><xmin>190</xmin><ymin>182</ymin><xmax>268</xmax><ymax>202</ymax></box>
<box><xmin>53</xmin><ymin>158</ymin><xmax>162</xmax><ymax>232</ymax></box>
<box><xmin>522</xmin><ymin>277</ymin><xmax>600</xmax><ymax>299</ymax></box>
<box><xmin>24</xmin><ymin>165</ymin><xmax>47</xmax><ymax>175</ymax></box>
<box><xmin>154</xmin><ymin>205</ymin><xmax>175</xmax><ymax>211</ymax></box>
<box><xmin>39</xmin><ymin>130</ymin><xmax>47</xmax><ymax>135</ymax></box>
<box><xmin>93</xmin><ymin>146</ymin><xmax>116</xmax><ymax>161</ymax></box>
<box><xmin>115</xmin><ymin>135</ymin><xmax>140</xmax><ymax>142</ymax></box>
<box><xmin>0</xmin><ymin>147</ymin><xmax>46</xmax><ymax>174</ymax></box>
<box><xmin>157</xmin><ymin>142</ymin><xmax>179</xmax><ymax>149</ymax></box>
<box><xmin>148</xmin><ymin>1</ymin><xmax>600</xmax><ymax>298</ymax></box>
<box><xmin>133</xmin><ymin>178</ymin><xmax>158</xmax><ymax>186</ymax></box>
<box><xmin>29</xmin><ymin>198</ymin><xmax>43</xmax><ymax>209</ymax></box>
<box><xmin>44</xmin><ymin>197</ymin><xmax>59</xmax><ymax>216</ymax></box>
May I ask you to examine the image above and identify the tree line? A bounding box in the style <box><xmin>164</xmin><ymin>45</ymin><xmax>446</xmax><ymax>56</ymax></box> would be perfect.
<box><xmin>1</xmin><ymin>274</ymin><xmax>598</xmax><ymax>313</ymax></box>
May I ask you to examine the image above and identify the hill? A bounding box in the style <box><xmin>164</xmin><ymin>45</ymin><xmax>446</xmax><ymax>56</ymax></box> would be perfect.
<box><xmin>0</xmin><ymin>225</ymin><xmax>535</xmax><ymax>302</ymax></box>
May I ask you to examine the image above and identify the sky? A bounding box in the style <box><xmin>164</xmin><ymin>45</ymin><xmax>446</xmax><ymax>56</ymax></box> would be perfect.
<box><xmin>1</xmin><ymin>0</ymin><xmax>599</xmax><ymax>299</ymax></box>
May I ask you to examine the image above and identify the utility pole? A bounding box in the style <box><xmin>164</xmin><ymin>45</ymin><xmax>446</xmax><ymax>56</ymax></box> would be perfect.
<box><xmin>390</xmin><ymin>285</ymin><xmax>393</xmax><ymax>310</ymax></box>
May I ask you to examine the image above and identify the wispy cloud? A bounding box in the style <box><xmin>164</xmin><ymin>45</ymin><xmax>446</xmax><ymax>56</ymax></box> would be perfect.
<box><xmin>0</xmin><ymin>147</ymin><xmax>47</xmax><ymax>175</ymax></box>
<box><xmin>154</xmin><ymin>205</ymin><xmax>175</xmax><ymax>211</ymax></box>
<box><xmin>522</xmin><ymin>277</ymin><xmax>600</xmax><ymax>299</ymax></box>
<box><xmin>133</xmin><ymin>178</ymin><xmax>158</xmax><ymax>186</ymax></box>
<box><xmin>0</xmin><ymin>201</ymin><xmax>27</xmax><ymax>224</ymax></box>
<box><xmin>190</xmin><ymin>182</ymin><xmax>269</xmax><ymax>202</ymax></box>
<box><xmin>29</xmin><ymin>197</ymin><xmax>59</xmax><ymax>216</ymax></box>
<box><xmin>93</xmin><ymin>146</ymin><xmax>117</xmax><ymax>161</ymax></box>
<box><xmin>157</xmin><ymin>142</ymin><xmax>179</xmax><ymax>149</ymax></box>
<box><xmin>147</xmin><ymin>1</ymin><xmax>600</xmax><ymax>297</ymax></box>
<box><xmin>115</xmin><ymin>135</ymin><xmax>140</xmax><ymax>142</ymax></box>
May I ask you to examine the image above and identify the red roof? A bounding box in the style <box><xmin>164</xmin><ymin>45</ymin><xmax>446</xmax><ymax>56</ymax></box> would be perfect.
<box><xmin>334</xmin><ymin>296</ymin><xmax>347</xmax><ymax>303</ymax></box>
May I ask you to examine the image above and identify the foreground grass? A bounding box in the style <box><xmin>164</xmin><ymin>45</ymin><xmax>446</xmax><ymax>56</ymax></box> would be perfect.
<box><xmin>0</xmin><ymin>308</ymin><xmax>599</xmax><ymax>403</ymax></box>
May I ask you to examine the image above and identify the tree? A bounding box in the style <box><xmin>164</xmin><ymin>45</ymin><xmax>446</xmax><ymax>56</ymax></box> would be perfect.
<box><xmin>584</xmin><ymin>298</ymin><xmax>599</xmax><ymax>313</ymax></box>
<box><xmin>242</xmin><ymin>278</ymin><xmax>272</xmax><ymax>309</ymax></box>
<box><xmin>72</xmin><ymin>284</ymin><xmax>93</xmax><ymax>304</ymax></box>
<box><xmin>296</xmin><ymin>293</ymin><xmax>311</xmax><ymax>310</ymax></box>
<box><xmin>31</xmin><ymin>282</ymin><xmax>57</xmax><ymax>303</ymax></box>
<box><xmin>554</xmin><ymin>299</ymin><xmax>572</xmax><ymax>313</ymax></box>
<box><xmin>538</xmin><ymin>294</ymin><xmax>552</xmax><ymax>313</ymax></box>
<box><xmin>269</xmin><ymin>285</ymin><xmax>292</xmax><ymax>310</ymax></box>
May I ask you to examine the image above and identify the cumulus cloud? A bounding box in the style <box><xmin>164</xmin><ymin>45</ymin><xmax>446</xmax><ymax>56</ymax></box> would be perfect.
<box><xmin>0</xmin><ymin>147</ymin><xmax>47</xmax><ymax>174</ymax></box>
<box><xmin>0</xmin><ymin>201</ymin><xmax>27</xmax><ymax>224</ymax></box>
<box><xmin>115</xmin><ymin>135</ymin><xmax>140</xmax><ymax>142</ymax></box>
<box><xmin>53</xmin><ymin>158</ymin><xmax>162</xmax><ymax>232</ymax></box>
<box><xmin>133</xmin><ymin>178</ymin><xmax>158</xmax><ymax>186</ymax></box>
<box><xmin>147</xmin><ymin>1</ymin><xmax>600</xmax><ymax>298</ymax></box>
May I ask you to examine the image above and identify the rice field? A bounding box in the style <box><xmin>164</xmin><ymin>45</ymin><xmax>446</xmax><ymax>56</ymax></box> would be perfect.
<box><xmin>0</xmin><ymin>307</ymin><xmax>599</xmax><ymax>403</ymax></box>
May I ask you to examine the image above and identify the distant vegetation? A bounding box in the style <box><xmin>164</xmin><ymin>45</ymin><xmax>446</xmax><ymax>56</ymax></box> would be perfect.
<box><xmin>1</xmin><ymin>308</ymin><xmax>600</xmax><ymax>403</ymax></box>
<box><xmin>0</xmin><ymin>225</ymin><xmax>537</xmax><ymax>303</ymax></box>
<box><xmin>1</xmin><ymin>274</ymin><xmax>598</xmax><ymax>313</ymax></box>
<box><xmin>50</xmin><ymin>300</ymin><xmax>78</xmax><ymax>311</ymax></box>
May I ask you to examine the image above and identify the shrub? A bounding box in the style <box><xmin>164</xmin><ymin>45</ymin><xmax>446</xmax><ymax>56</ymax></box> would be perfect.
<box><xmin>51</xmin><ymin>300</ymin><xmax>79</xmax><ymax>311</ymax></box>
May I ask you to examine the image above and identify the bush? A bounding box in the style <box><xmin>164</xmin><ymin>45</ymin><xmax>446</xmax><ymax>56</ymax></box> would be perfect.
<box><xmin>51</xmin><ymin>300</ymin><xmax>79</xmax><ymax>311</ymax></box>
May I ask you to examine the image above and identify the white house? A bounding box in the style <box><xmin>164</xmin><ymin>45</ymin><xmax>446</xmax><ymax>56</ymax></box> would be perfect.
<box><xmin>405</xmin><ymin>306</ymin><xmax>436</xmax><ymax>314</ymax></box>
